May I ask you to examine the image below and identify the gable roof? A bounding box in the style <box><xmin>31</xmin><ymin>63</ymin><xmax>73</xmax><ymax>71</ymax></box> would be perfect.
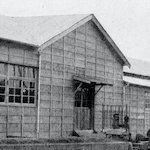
<box><xmin>0</xmin><ymin>14</ymin><xmax>130</xmax><ymax>67</ymax></box>
<box><xmin>124</xmin><ymin>57</ymin><xmax>150</xmax><ymax>77</ymax></box>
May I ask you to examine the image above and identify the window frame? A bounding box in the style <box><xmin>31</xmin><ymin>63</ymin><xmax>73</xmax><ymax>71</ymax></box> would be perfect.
<box><xmin>0</xmin><ymin>77</ymin><xmax>7</xmax><ymax>104</ymax></box>
<box><xmin>145</xmin><ymin>91</ymin><xmax>150</xmax><ymax>109</ymax></box>
<box><xmin>75</xmin><ymin>86</ymin><xmax>91</xmax><ymax>108</ymax></box>
<box><xmin>0</xmin><ymin>62</ymin><xmax>37</xmax><ymax>106</ymax></box>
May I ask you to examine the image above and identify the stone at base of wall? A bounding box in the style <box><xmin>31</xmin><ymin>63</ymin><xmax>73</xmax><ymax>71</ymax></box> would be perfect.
<box><xmin>0</xmin><ymin>142</ymin><xmax>132</xmax><ymax>150</ymax></box>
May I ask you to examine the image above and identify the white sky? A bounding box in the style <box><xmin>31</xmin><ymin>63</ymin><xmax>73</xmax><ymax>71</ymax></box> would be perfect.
<box><xmin>0</xmin><ymin>0</ymin><xmax>150</xmax><ymax>61</ymax></box>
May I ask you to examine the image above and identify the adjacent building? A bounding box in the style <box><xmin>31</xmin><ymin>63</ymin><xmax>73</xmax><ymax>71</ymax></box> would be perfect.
<box><xmin>124</xmin><ymin>58</ymin><xmax>150</xmax><ymax>138</ymax></box>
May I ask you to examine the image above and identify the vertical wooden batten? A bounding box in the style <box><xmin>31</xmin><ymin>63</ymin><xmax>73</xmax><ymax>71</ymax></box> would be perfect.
<box><xmin>49</xmin><ymin>45</ymin><xmax>53</xmax><ymax>138</ymax></box>
<box><xmin>6</xmin><ymin>43</ymin><xmax>10</xmax><ymax>137</ymax></box>
<box><xmin>73</xmin><ymin>30</ymin><xmax>77</xmax><ymax>130</ymax></box>
<box><xmin>61</xmin><ymin>37</ymin><xmax>65</xmax><ymax>137</ymax></box>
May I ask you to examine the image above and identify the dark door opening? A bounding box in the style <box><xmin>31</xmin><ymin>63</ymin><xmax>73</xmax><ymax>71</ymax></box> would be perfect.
<box><xmin>74</xmin><ymin>83</ymin><xmax>94</xmax><ymax>130</ymax></box>
<box><xmin>73</xmin><ymin>75</ymin><xmax>113</xmax><ymax>131</ymax></box>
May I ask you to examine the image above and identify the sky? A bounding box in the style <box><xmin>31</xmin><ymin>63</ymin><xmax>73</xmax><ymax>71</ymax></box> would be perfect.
<box><xmin>0</xmin><ymin>0</ymin><xmax>150</xmax><ymax>61</ymax></box>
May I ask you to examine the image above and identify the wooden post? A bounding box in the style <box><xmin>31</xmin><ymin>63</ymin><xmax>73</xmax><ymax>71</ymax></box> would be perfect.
<box><xmin>36</xmin><ymin>50</ymin><xmax>41</xmax><ymax>138</ymax></box>
<box><xmin>21</xmin><ymin>106</ymin><xmax>24</xmax><ymax>137</ymax></box>
<box><xmin>136</xmin><ymin>87</ymin><xmax>138</xmax><ymax>135</ymax></box>
<box><xmin>102</xmin><ymin>103</ymin><xmax>105</xmax><ymax>130</ymax></box>
<box><xmin>110</xmin><ymin>105</ymin><xmax>112</xmax><ymax>128</ymax></box>
<box><xmin>73</xmin><ymin>30</ymin><xmax>77</xmax><ymax>130</ymax></box>
<box><xmin>6</xmin><ymin>44</ymin><xmax>10</xmax><ymax>137</ymax></box>
<box><xmin>21</xmin><ymin>44</ymin><xmax>26</xmax><ymax>137</ymax></box>
<box><xmin>21</xmin><ymin>80</ymin><xmax>23</xmax><ymax>137</ymax></box>
<box><xmin>80</xmin><ymin>88</ymin><xmax>83</xmax><ymax>129</ymax></box>
<box><xmin>90</xmin><ymin>83</ymin><xmax>95</xmax><ymax>130</ymax></box>
<box><xmin>6</xmin><ymin>64</ymin><xmax>9</xmax><ymax>138</ymax></box>
<box><xmin>85</xmin><ymin>24</ymin><xmax>87</xmax><ymax>77</ymax></box>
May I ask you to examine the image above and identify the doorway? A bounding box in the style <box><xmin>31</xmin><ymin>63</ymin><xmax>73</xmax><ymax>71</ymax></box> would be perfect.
<box><xmin>74</xmin><ymin>83</ymin><xmax>95</xmax><ymax>130</ymax></box>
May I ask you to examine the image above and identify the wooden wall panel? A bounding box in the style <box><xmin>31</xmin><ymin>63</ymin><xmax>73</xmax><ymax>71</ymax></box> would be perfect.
<box><xmin>0</xmin><ymin>41</ymin><xmax>38</xmax><ymax>67</ymax></box>
<box><xmin>40</xmin><ymin>20</ymin><xmax>124</xmax><ymax>137</ymax></box>
<box><xmin>125</xmin><ymin>85</ymin><xmax>147</xmax><ymax>137</ymax></box>
<box><xmin>0</xmin><ymin>41</ymin><xmax>37</xmax><ymax>138</ymax></box>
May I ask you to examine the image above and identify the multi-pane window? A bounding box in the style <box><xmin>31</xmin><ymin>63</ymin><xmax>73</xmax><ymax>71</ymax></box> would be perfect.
<box><xmin>0</xmin><ymin>63</ymin><xmax>37</xmax><ymax>105</ymax></box>
<box><xmin>0</xmin><ymin>78</ymin><xmax>6</xmax><ymax>102</ymax></box>
<box><xmin>23</xmin><ymin>81</ymin><xmax>35</xmax><ymax>104</ymax></box>
<box><xmin>0</xmin><ymin>63</ymin><xmax>7</xmax><ymax>103</ymax></box>
<box><xmin>75</xmin><ymin>87</ymin><xmax>90</xmax><ymax>107</ymax></box>
<box><xmin>9</xmin><ymin>79</ymin><xmax>21</xmax><ymax>103</ymax></box>
<box><xmin>145</xmin><ymin>91</ymin><xmax>150</xmax><ymax>108</ymax></box>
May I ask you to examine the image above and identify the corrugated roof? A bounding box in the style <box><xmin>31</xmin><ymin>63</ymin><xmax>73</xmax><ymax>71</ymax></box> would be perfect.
<box><xmin>123</xmin><ymin>76</ymin><xmax>150</xmax><ymax>87</ymax></box>
<box><xmin>124</xmin><ymin>57</ymin><xmax>150</xmax><ymax>77</ymax></box>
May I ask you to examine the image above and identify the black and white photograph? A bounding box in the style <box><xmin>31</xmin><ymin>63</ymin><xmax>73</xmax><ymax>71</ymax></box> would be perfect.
<box><xmin>0</xmin><ymin>0</ymin><xmax>149</xmax><ymax>149</ymax></box>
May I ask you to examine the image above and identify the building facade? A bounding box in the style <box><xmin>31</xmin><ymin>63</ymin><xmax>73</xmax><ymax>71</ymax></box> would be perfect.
<box><xmin>2</xmin><ymin>14</ymin><xmax>147</xmax><ymax>139</ymax></box>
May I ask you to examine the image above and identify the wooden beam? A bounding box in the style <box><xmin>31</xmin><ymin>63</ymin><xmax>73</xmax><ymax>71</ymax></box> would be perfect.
<box><xmin>95</xmin><ymin>83</ymin><xmax>113</xmax><ymax>86</ymax></box>
<box><xmin>74</xmin><ymin>82</ymin><xmax>82</xmax><ymax>94</ymax></box>
<box><xmin>95</xmin><ymin>85</ymin><xmax>103</xmax><ymax>95</ymax></box>
<box><xmin>90</xmin><ymin>86</ymin><xmax>95</xmax><ymax>130</ymax></box>
<box><xmin>73</xmin><ymin>76</ymin><xmax>91</xmax><ymax>84</ymax></box>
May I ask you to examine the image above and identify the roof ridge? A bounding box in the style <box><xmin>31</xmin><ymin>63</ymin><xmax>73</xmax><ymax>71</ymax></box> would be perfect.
<box><xmin>0</xmin><ymin>14</ymin><xmax>90</xmax><ymax>18</ymax></box>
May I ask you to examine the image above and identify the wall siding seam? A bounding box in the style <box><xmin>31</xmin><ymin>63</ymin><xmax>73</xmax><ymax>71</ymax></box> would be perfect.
<box><xmin>95</xmin><ymin>37</ymin><xmax>97</xmax><ymax>78</ymax></box>
<box><xmin>6</xmin><ymin>46</ymin><xmax>9</xmax><ymax>137</ymax></box>
<box><xmin>85</xmin><ymin>25</ymin><xmax>87</xmax><ymax>77</ymax></box>
<box><xmin>61</xmin><ymin>37</ymin><xmax>65</xmax><ymax>137</ymax></box>
<box><xmin>113</xmin><ymin>52</ymin><xmax>115</xmax><ymax>106</ymax></box>
<box><xmin>49</xmin><ymin>45</ymin><xmax>53</xmax><ymax>138</ymax></box>
<box><xmin>21</xmin><ymin>81</ymin><xmax>23</xmax><ymax>137</ymax></box>
<box><xmin>104</xmin><ymin>43</ymin><xmax>106</xmax><ymax>105</ymax></box>
<box><xmin>72</xmin><ymin>29</ymin><xmax>77</xmax><ymax>130</ymax></box>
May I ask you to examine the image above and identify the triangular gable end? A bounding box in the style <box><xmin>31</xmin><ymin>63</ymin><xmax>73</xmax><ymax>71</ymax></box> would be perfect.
<box><xmin>39</xmin><ymin>14</ymin><xmax>130</xmax><ymax>67</ymax></box>
<box><xmin>91</xmin><ymin>15</ymin><xmax>130</xmax><ymax>67</ymax></box>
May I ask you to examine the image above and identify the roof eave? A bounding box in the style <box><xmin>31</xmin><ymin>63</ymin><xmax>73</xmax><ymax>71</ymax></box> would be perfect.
<box><xmin>91</xmin><ymin>14</ymin><xmax>131</xmax><ymax>68</ymax></box>
<box><xmin>0</xmin><ymin>37</ymin><xmax>39</xmax><ymax>48</ymax></box>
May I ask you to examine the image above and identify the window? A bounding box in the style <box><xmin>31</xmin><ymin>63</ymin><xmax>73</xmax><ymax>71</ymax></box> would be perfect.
<box><xmin>75</xmin><ymin>87</ymin><xmax>91</xmax><ymax>107</ymax></box>
<box><xmin>8</xmin><ymin>65</ymin><xmax>36</xmax><ymax>104</ymax></box>
<box><xmin>145</xmin><ymin>91</ymin><xmax>150</xmax><ymax>108</ymax></box>
<box><xmin>23</xmin><ymin>81</ymin><xmax>35</xmax><ymax>104</ymax></box>
<box><xmin>0</xmin><ymin>63</ymin><xmax>7</xmax><ymax>103</ymax></box>
<box><xmin>0</xmin><ymin>63</ymin><xmax>37</xmax><ymax>105</ymax></box>
<box><xmin>0</xmin><ymin>78</ymin><xmax>6</xmax><ymax>102</ymax></box>
<box><xmin>9</xmin><ymin>79</ymin><xmax>21</xmax><ymax>103</ymax></box>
